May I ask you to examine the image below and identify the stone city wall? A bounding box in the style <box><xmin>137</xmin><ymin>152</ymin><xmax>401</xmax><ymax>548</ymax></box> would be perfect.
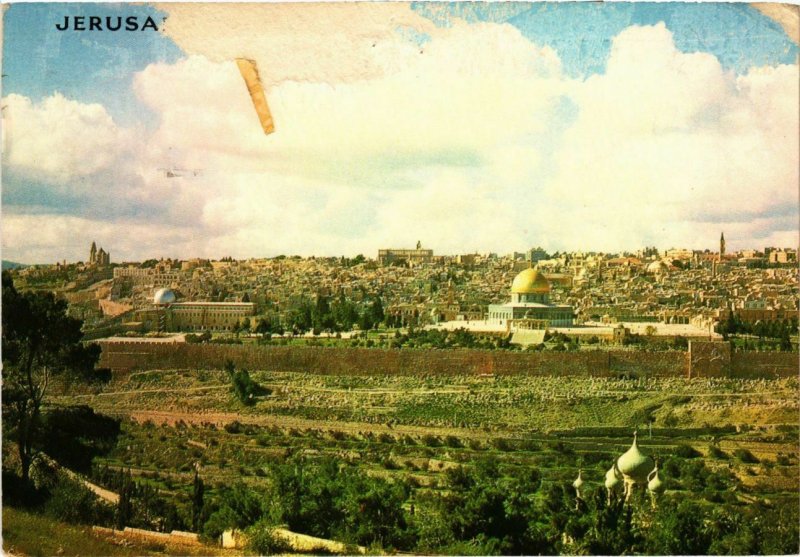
<box><xmin>730</xmin><ymin>351</ymin><xmax>799</xmax><ymax>378</ymax></box>
<box><xmin>96</xmin><ymin>341</ymin><xmax>798</xmax><ymax>379</ymax></box>
<box><xmin>91</xmin><ymin>526</ymin><xmax>201</xmax><ymax>547</ymax></box>
<box><xmin>96</xmin><ymin>341</ymin><xmax>665</xmax><ymax>376</ymax></box>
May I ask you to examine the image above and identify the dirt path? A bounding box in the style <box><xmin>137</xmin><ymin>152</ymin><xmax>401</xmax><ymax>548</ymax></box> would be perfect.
<box><xmin>111</xmin><ymin>408</ymin><xmax>491</xmax><ymax>440</ymax></box>
<box><xmin>66</xmin><ymin>385</ymin><xmax>229</xmax><ymax>398</ymax></box>
<box><xmin>39</xmin><ymin>454</ymin><xmax>119</xmax><ymax>504</ymax></box>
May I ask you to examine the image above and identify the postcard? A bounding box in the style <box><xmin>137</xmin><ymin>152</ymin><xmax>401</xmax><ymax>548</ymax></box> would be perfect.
<box><xmin>1</xmin><ymin>2</ymin><xmax>799</xmax><ymax>556</ymax></box>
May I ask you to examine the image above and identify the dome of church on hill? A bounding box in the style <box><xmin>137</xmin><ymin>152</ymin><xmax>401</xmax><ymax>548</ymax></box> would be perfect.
<box><xmin>153</xmin><ymin>288</ymin><xmax>176</xmax><ymax>305</ymax></box>
<box><xmin>576</xmin><ymin>432</ymin><xmax>665</xmax><ymax>510</ymax></box>
<box><xmin>616</xmin><ymin>431</ymin><xmax>655</xmax><ymax>482</ymax></box>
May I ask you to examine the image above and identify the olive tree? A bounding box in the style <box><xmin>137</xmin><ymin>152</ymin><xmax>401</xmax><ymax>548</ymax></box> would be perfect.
<box><xmin>2</xmin><ymin>271</ymin><xmax>100</xmax><ymax>482</ymax></box>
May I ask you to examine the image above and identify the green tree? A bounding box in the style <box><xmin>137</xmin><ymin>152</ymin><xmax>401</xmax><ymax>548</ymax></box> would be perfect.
<box><xmin>428</xmin><ymin>458</ymin><xmax>555</xmax><ymax>554</ymax></box>
<box><xmin>369</xmin><ymin>297</ymin><xmax>385</xmax><ymax>326</ymax></box>
<box><xmin>192</xmin><ymin>469</ymin><xmax>205</xmax><ymax>533</ymax></box>
<box><xmin>285</xmin><ymin>297</ymin><xmax>313</xmax><ymax>334</ymax></box>
<box><xmin>255</xmin><ymin>317</ymin><xmax>272</xmax><ymax>339</ymax></box>
<box><xmin>2</xmin><ymin>272</ymin><xmax>101</xmax><ymax>483</ymax></box>
<box><xmin>116</xmin><ymin>469</ymin><xmax>134</xmax><ymax>529</ymax></box>
<box><xmin>339</xmin><ymin>474</ymin><xmax>410</xmax><ymax>549</ymax></box>
<box><xmin>246</xmin><ymin>520</ymin><xmax>291</xmax><ymax>555</ymax></box>
<box><xmin>646</xmin><ymin>499</ymin><xmax>711</xmax><ymax>555</ymax></box>
<box><xmin>779</xmin><ymin>330</ymin><xmax>792</xmax><ymax>351</ymax></box>
<box><xmin>203</xmin><ymin>481</ymin><xmax>267</xmax><ymax>539</ymax></box>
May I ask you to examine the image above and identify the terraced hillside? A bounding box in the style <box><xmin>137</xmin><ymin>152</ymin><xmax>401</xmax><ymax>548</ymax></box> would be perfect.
<box><xmin>51</xmin><ymin>370</ymin><xmax>799</xmax><ymax>497</ymax></box>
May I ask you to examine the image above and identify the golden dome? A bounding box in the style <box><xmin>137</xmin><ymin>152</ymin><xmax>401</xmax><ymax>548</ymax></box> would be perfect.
<box><xmin>616</xmin><ymin>432</ymin><xmax>654</xmax><ymax>483</ymax></box>
<box><xmin>647</xmin><ymin>467</ymin><xmax>664</xmax><ymax>493</ymax></box>
<box><xmin>511</xmin><ymin>267</ymin><xmax>550</xmax><ymax>294</ymax></box>
<box><xmin>605</xmin><ymin>465</ymin><xmax>621</xmax><ymax>489</ymax></box>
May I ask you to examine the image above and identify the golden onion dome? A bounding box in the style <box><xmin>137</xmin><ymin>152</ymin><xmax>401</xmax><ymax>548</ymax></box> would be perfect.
<box><xmin>616</xmin><ymin>432</ymin><xmax>654</xmax><ymax>482</ymax></box>
<box><xmin>511</xmin><ymin>267</ymin><xmax>551</xmax><ymax>294</ymax></box>
<box><xmin>605</xmin><ymin>465</ymin><xmax>620</xmax><ymax>489</ymax></box>
<box><xmin>647</xmin><ymin>466</ymin><xmax>664</xmax><ymax>493</ymax></box>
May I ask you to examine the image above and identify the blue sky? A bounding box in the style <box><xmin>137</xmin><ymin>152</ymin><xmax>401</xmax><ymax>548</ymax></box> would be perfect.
<box><xmin>1</xmin><ymin>2</ymin><xmax>798</xmax><ymax>262</ymax></box>
<box><xmin>2</xmin><ymin>3</ymin><xmax>181</xmax><ymax>126</ymax></box>
<box><xmin>3</xmin><ymin>3</ymin><xmax>795</xmax><ymax>125</ymax></box>
<box><xmin>413</xmin><ymin>2</ymin><xmax>797</xmax><ymax>76</ymax></box>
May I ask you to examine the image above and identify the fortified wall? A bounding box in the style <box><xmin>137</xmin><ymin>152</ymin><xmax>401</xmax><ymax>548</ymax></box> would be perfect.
<box><xmin>96</xmin><ymin>341</ymin><xmax>798</xmax><ymax>379</ymax></box>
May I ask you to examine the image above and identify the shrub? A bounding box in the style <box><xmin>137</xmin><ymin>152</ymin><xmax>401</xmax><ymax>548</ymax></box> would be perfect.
<box><xmin>230</xmin><ymin>369</ymin><xmax>269</xmax><ymax>406</ymax></box>
<box><xmin>224</xmin><ymin>421</ymin><xmax>243</xmax><ymax>434</ymax></box>
<box><xmin>378</xmin><ymin>433</ymin><xmax>395</xmax><ymax>444</ymax></box>
<box><xmin>468</xmin><ymin>439</ymin><xmax>484</xmax><ymax>451</ymax></box>
<box><xmin>381</xmin><ymin>457</ymin><xmax>399</xmax><ymax>470</ymax></box>
<box><xmin>708</xmin><ymin>445</ymin><xmax>728</xmax><ymax>459</ymax></box>
<box><xmin>45</xmin><ymin>476</ymin><xmax>108</xmax><ymax>525</ymax></box>
<box><xmin>734</xmin><ymin>448</ymin><xmax>759</xmax><ymax>464</ymax></box>
<box><xmin>549</xmin><ymin>441</ymin><xmax>574</xmax><ymax>455</ymax></box>
<box><xmin>518</xmin><ymin>439</ymin><xmax>541</xmax><ymax>452</ymax></box>
<box><xmin>2</xmin><ymin>469</ymin><xmax>48</xmax><ymax>508</ymax></box>
<box><xmin>422</xmin><ymin>435</ymin><xmax>441</xmax><ymax>447</ymax></box>
<box><xmin>404</xmin><ymin>460</ymin><xmax>418</xmax><ymax>471</ymax></box>
<box><xmin>491</xmin><ymin>438</ymin><xmax>513</xmax><ymax>452</ymax></box>
<box><xmin>675</xmin><ymin>444</ymin><xmax>702</xmax><ymax>459</ymax></box>
<box><xmin>444</xmin><ymin>435</ymin><xmax>463</xmax><ymax>449</ymax></box>
<box><xmin>400</xmin><ymin>435</ymin><xmax>417</xmax><ymax>446</ymax></box>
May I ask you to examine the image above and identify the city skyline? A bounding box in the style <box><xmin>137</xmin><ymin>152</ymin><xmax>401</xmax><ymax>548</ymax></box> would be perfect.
<box><xmin>9</xmin><ymin>234</ymin><xmax>799</xmax><ymax>267</ymax></box>
<box><xmin>2</xmin><ymin>2</ymin><xmax>798</xmax><ymax>264</ymax></box>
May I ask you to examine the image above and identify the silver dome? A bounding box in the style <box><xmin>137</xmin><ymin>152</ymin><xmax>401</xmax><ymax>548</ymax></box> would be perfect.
<box><xmin>153</xmin><ymin>288</ymin><xmax>176</xmax><ymax>305</ymax></box>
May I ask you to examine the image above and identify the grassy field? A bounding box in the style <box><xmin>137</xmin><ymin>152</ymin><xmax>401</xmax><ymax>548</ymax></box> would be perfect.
<box><xmin>3</xmin><ymin>507</ymin><xmax>147</xmax><ymax>557</ymax></box>
<box><xmin>56</xmin><ymin>369</ymin><xmax>799</xmax><ymax>431</ymax></box>
<box><xmin>50</xmin><ymin>370</ymin><xmax>799</xmax><ymax>503</ymax></box>
<box><xmin>2</xmin><ymin>507</ymin><xmax>244</xmax><ymax>557</ymax></box>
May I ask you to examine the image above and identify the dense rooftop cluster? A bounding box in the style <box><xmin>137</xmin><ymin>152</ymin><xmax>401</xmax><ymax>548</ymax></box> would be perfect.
<box><xmin>8</xmin><ymin>245</ymin><xmax>798</xmax><ymax>338</ymax></box>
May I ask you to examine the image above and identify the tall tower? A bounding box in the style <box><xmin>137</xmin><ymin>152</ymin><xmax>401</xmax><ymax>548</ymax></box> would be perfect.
<box><xmin>90</xmin><ymin>241</ymin><xmax>97</xmax><ymax>265</ymax></box>
<box><xmin>719</xmin><ymin>232</ymin><xmax>726</xmax><ymax>260</ymax></box>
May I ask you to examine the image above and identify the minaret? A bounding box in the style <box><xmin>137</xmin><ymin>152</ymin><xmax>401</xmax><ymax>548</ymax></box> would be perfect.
<box><xmin>719</xmin><ymin>232</ymin><xmax>726</xmax><ymax>260</ymax></box>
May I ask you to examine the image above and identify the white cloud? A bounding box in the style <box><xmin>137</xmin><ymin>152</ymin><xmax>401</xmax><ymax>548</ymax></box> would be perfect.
<box><xmin>3</xmin><ymin>17</ymin><xmax>798</xmax><ymax>263</ymax></box>
<box><xmin>0</xmin><ymin>214</ymin><xmax>202</xmax><ymax>263</ymax></box>
<box><xmin>2</xmin><ymin>94</ymin><xmax>132</xmax><ymax>186</ymax></box>
<box><xmin>539</xmin><ymin>23</ymin><xmax>799</xmax><ymax>252</ymax></box>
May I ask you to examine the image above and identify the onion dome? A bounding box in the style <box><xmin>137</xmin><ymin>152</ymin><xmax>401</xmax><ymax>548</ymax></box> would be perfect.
<box><xmin>153</xmin><ymin>288</ymin><xmax>176</xmax><ymax>305</ymax></box>
<box><xmin>605</xmin><ymin>465</ymin><xmax>620</xmax><ymax>489</ymax></box>
<box><xmin>616</xmin><ymin>432</ymin><xmax>654</xmax><ymax>483</ymax></box>
<box><xmin>511</xmin><ymin>267</ymin><xmax>551</xmax><ymax>294</ymax></box>
<box><xmin>647</xmin><ymin>466</ymin><xmax>664</xmax><ymax>493</ymax></box>
<box><xmin>573</xmin><ymin>470</ymin><xmax>584</xmax><ymax>490</ymax></box>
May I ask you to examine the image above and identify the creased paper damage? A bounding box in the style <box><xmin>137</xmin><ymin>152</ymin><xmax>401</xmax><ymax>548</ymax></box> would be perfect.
<box><xmin>236</xmin><ymin>58</ymin><xmax>274</xmax><ymax>135</ymax></box>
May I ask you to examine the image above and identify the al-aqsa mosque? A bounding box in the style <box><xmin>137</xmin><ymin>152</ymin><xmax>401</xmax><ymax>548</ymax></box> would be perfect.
<box><xmin>487</xmin><ymin>266</ymin><xmax>575</xmax><ymax>329</ymax></box>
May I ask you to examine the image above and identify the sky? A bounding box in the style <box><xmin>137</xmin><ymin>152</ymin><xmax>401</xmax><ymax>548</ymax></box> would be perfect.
<box><xmin>2</xmin><ymin>2</ymin><xmax>798</xmax><ymax>263</ymax></box>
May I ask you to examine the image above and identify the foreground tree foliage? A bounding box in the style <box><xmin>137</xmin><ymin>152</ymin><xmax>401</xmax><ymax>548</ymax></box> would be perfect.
<box><xmin>40</xmin><ymin>406</ymin><xmax>120</xmax><ymax>474</ymax></box>
<box><xmin>200</xmin><ymin>457</ymin><xmax>412</xmax><ymax>550</ymax></box>
<box><xmin>189</xmin><ymin>452</ymin><xmax>799</xmax><ymax>556</ymax></box>
<box><xmin>2</xmin><ymin>271</ymin><xmax>101</xmax><ymax>482</ymax></box>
